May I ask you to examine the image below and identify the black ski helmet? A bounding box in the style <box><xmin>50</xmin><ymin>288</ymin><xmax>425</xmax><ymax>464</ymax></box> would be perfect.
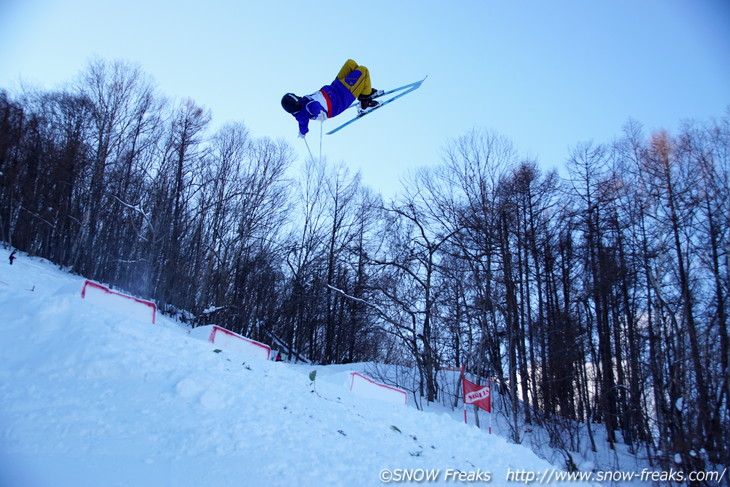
<box><xmin>281</xmin><ymin>93</ymin><xmax>301</xmax><ymax>114</ymax></box>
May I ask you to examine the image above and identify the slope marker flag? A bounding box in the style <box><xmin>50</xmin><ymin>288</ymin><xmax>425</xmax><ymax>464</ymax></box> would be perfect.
<box><xmin>462</xmin><ymin>368</ymin><xmax>492</xmax><ymax>433</ymax></box>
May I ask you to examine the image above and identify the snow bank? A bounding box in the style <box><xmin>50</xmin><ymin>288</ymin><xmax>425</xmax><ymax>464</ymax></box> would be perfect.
<box><xmin>0</xmin><ymin>249</ymin><xmax>592</xmax><ymax>487</ymax></box>
<box><xmin>81</xmin><ymin>280</ymin><xmax>157</xmax><ymax>324</ymax></box>
<box><xmin>190</xmin><ymin>324</ymin><xmax>271</xmax><ymax>361</ymax></box>
<box><xmin>349</xmin><ymin>371</ymin><xmax>407</xmax><ymax>405</ymax></box>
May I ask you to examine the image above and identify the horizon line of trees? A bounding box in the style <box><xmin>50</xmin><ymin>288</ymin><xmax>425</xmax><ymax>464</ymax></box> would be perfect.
<box><xmin>1</xmin><ymin>59</ymin><xmax>728</xmax><ymax>478</ymax></box>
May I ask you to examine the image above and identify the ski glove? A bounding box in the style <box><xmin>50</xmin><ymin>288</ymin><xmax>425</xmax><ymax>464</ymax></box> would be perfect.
<box><xmin>316</xmin><ymin>111</ymin><xmax>328</xmax><ymax>122</ymax></box>
<box><xmin>298</xmin><ymin>131</ymin><xmax>306</xmax><ymax>139</ymax></box>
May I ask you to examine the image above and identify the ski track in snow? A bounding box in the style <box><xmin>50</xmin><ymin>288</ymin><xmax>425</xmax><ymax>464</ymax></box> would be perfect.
<box><xmin>0</xmin><ymin>250</ymin><xmax>591</xmax><ymax>487</ymax></box>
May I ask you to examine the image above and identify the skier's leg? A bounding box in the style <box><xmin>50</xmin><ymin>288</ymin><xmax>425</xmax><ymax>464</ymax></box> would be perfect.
<box><xmin>336</xmin><ymin>59</ymin><xmax>358</xmax><ymax>80</ymax></box>
<box><xmin>342</xmin><ymin>69</ymin><xmax>372</xmax><ymax>98</ymax></box>
<box><xmin>336</xmin><ymin>60</ymin><xmax>373</xmax><ymax>98</ymax></box>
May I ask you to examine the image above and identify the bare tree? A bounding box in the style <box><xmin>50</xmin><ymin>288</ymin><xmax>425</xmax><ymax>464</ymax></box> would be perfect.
<box><xmin>71</xmin><ymin>58</ymin><xmax>160</xmax><ymax>278</ymax></box>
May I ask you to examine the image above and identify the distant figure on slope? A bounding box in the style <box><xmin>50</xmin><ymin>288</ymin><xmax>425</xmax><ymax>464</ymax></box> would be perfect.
<box><xmin>281</xmin><ymin>59</ymin><xmax>383</xmax><ymax>138</ymax></box>
<box><xmin>9</xmin><ymin>250</ymin><xmax>16</xmax><ymax>265</ymax></box>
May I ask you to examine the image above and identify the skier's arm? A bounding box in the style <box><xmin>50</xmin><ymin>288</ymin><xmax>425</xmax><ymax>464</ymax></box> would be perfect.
<box><xmin>295</xmin><ymin>110</ymin><xmax>310</xmax><ymax>136</ymax></box>
<box><xmin>305</xmin><ymin>100</ymin><xmax>326</xmax><ymax>119</ymax></box>
<box><xmin>295</xmin><ymin>100</ymin><xmax>326</xmax><ymax>136</ymax></box>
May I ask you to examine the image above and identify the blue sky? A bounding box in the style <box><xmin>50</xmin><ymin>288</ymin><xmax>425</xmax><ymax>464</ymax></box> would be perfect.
<box><xmin>2</xmin><ymin>0</ymin><xmax>728</xmax><ymax>197</ymax></box>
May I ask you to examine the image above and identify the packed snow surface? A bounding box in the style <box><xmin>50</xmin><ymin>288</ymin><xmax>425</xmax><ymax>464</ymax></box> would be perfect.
<box><xmin>0</xmin><ymin>250</ymin><xmax>587</xmax><ymax>486</ymax></box>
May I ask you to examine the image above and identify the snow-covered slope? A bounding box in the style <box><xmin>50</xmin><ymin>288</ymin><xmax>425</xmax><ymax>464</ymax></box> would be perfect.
<box><xmin>0</xmin><ymin>249</ymin><xmax>587</xmax><ymax>487</ymax></box>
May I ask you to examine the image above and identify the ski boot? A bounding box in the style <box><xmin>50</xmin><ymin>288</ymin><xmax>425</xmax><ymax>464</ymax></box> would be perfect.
<box><xmin>357</xmin><ymin>89</ymin><xmax>383</xmax><ymax>115</ymax></box>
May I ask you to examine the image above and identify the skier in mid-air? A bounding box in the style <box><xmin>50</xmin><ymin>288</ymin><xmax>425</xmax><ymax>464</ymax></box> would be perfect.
<box><xmin>281</xmin><ymin>59</ymin><xmax>382</xmax><ymax>138</ymax></box>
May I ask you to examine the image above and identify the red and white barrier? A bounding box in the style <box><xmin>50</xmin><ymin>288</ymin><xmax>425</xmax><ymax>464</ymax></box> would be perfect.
<box><xmin>349</xmin><ymin>372</ymin><xmax>407</xmax><ymax>405</ymax></box>
<box><xmin>191</xmin><ymin>325</ymin><xmax>271</xmax><ymax>361</ymax></box>
<box><xmin>81</xmin><ymin>280</ymin><xmax>157</xmax><ymax>324</ymax></box>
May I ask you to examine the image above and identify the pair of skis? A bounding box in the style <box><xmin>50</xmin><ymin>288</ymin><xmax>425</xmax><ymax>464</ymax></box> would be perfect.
<box><xmin>325</xmin><ymin>76</ymin><xmax>427</xmax><ymax>135</ymax></box>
